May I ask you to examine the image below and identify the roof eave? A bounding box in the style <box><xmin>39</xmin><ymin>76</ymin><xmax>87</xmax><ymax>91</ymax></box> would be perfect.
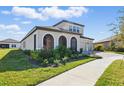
<box><xmin>53</xmin><ymin>20</ymin><xmax>85</xmax><ymax>27</ymax></box>
<box><xmin>20</xmin><ymin>26</ymin><xmax>82</xmax><ymax>42</ymax></box>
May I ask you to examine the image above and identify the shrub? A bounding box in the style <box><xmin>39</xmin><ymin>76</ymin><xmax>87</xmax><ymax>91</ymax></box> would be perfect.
<box><xmin>37</xmin><ymin>57</ymin><xmax>44</xmax><ymax>63</ymax></box>
<box><xmin>39</xmin><ymin>49</ymin><xmax>54</xmax><ymax>59</ymax></box>
<box><xmin>60</xmin><ymin>58</ymin><xmax>66</xmax><ymax>65</ymax></box>
<box><xmin>48</xmin><ymin>57</ymin><xmax>54</xmax><ymax>64</ymax></box>
<box><xmin>94</xmin><ymin>46</ymin><xmax>104</xmax><ymax>51</ymax></box>
<box><xmin>82</xmin><ymin>54</ymin><xmax>89</xmax><ymax>57</ymax></box>
<box><xmin>53</xmin><ymin>60</ymin><xmax>60</xmax><ymax>67</ymax></box>
<box><xmin>23</xmin><ymin>50</ymin><xmax>31</xmax><ymax>56</ymax></box>
<box><xmin>66</xmin><ymin>48</ymin><xmax>72</xmax><ymax>58</ymax></box>
<box><xmin>56</xmin><ymin>45</ymin><xmax>67</xmax><ymax>59</ymax></box>
<box><xmin>114</xmin><ymin>48</ymin><xmax>124</xmax><ymax>52</ymax></box>
<box><xmin>30</xmin><ymin>51</ymin><xmax>39</xmax><ymax>60</ymax></box>
<box><xmin>80</xmin><ymin>48</ymin><xmax>83</xmax><ymax>53</ymax></box>
<box><xmin>41</xmin><ymin>59</ymin><xmax>49</xmax><ymax>67</ymax></box>
<box><xmin>23</xmin><ymin>45</ymin><xmax>88</xmax><ymax>67</ymax></box>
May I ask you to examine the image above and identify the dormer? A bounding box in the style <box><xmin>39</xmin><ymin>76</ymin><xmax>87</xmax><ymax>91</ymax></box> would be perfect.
<box><xmin>53</xmin><ymin>20</ymin><xmax>84</xmax><ymax>35</ymax></box>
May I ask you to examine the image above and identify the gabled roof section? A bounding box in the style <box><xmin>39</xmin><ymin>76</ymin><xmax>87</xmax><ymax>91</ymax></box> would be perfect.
<box><xmin>80</xmin><ymin>36</ymin><xmax>94</xmax><ymax>40</ymax></box>
<box><xmin>0</xmin><ymin>38</ymin><xmax>19</xmax><ymax>43</ymax></box>
<box><xmin>94</xmin><ymin>36</ymin><xmax>116</xmax><ymax>44</ymax></box>
<box><xmin>53</xmin><ymin>20</ymin><xmax>85</xmax><ymax>27</ymax></box>
<box><xmin>21</xmin><ymin>26</ymin><xmax>37</xmax><ymax>42</ymax></box>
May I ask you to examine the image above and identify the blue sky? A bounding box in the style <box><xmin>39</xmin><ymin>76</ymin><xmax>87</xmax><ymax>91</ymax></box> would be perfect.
<box><xmin>0</xmin><ymin>6</ymin><xmax>123</xmax><ymax>42</ymax></box>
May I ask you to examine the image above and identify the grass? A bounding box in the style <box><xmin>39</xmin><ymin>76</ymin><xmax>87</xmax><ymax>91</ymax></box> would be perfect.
<box><xmin>96</xmin><ymin>59</ymin><xmax>124</xmax><ymax>86</ymax></box>
<box><xmin>0</xmin><ymin>49</ymin><xmax>96</xmax><ymax>86</ymax></box>
<box><xmin>0</xmin><ymin>49</ymin><xmax>12</xmax><ymax>60</ymax></box>
<box><xmin>105</xmin><ymin>51</ymin><xmax>124</xmax><ymax>55</ymax></box>
<box><xmin>115</xmin><ymin>52</ymin><xmax>124</xmax><ymax>55</ymax></box>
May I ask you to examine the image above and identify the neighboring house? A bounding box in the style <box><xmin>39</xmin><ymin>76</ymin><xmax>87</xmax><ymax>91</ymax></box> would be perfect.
<box><xmin>94</xmin><ymin>36</ymin><xmax>116</xmax><ymax>49</ymax></box>
<box><xmin>20</xmin><ymin>20</ymin><xmax>94</xmax><ymax>53</ymax></box>
<box><xmin>0</xmin><ymin>39</ymin><xmax>20</xmax><ymax>48</ymax></box>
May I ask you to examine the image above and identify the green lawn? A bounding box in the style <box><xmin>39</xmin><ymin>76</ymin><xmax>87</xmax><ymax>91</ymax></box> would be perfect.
<box><xmin>96</xmin><ymin>59</ymin><xmax>124</xmax><ymax>86</ymax></box>
<box><xmin>105</xmin><ymin>51</ymin><xmax>124</xmax><ymax>55</ymax></box>
<box><xmin>0</xmin><ymin>49</ymin><xmax>12</xmax><ymax>60</ymax></box>
<box><xmin>115</xmin><ymin>52</ymin><xmax>124</xmax><ymax>55</ymax></box>
<box><xmin>0</xmin><ymin>49</ymin><xmax>96</xmax><ymax>86</ymax></box>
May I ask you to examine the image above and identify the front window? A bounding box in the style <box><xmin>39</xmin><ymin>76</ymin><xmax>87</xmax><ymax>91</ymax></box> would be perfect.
<box><xmin>69</xmin><ymin>25</ymin><xmax>80</xmax><ymax>33</ymax></box>
<box><xmin>69</xmin><ymin>26</ymin><xmax>73</xmax><ymax>32</ymax></box>
<box><xmin>73</xmin><ymin>26</ymin><xmax>76</xmax><ymax>32</ymax></box>
<box><xmin>11</xmin><ymin>44</ymin><xmax>16</xmax><ymax>48</ymax></box>
<box><xmin>77</xmin><ymin>27</ymin><xmax>80</xmax><ymax>33</ymax></box>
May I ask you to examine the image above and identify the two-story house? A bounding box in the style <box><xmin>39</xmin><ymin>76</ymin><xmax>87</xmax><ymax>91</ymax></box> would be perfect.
<box><xmin>20</xmin><ymin>20</ymin><xmax>94</xmax><ymax>53</ymax></box>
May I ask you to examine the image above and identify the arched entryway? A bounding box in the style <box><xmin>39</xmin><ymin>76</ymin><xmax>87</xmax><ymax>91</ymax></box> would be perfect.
<box><xmin>59</xmin><ymin>36</ymin><xmax>67</xmax><ymax>47</ymax></box>
<box><xmin>43</xmin><ymin>34</ymin><xmax>54</xmax><ymax>49</ymax></box>
<box><xmin>71</xmin><ymin>37</ymin><xmax>77</xmax><ymax>51</ymax></box>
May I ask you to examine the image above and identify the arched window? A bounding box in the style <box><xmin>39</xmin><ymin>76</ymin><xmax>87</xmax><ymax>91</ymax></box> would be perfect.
<box><xmin>43</xmin><ymin>34</ymin><xmax>54</xmax><ymax>49</ymax></box>
<box><xmin>59</xmin><ymin>36</ymin><xmax>67</xmax><ymax>47</ymax></box>
<box><xmin>71</xmin><ymin>37</ymin><xmax>77</xmax><ymax>51</ymax></box>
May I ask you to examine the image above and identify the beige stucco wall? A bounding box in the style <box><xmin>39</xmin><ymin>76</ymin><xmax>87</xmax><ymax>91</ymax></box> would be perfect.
<box><xmin>21</xmin><ymin>31</ymin><xmax>38</xmax><ymax>50</ymax></box>
<box><xmin>80</xmin><ymin>38</ymin><xmax>93</xmax><ymax>51</ymax></box>
<box><xmin>37</xmin><ymin>29</ymin><xmax>81</xmax><ymax>51</ymax></box>
<box><xmin>21</xmin><ymin>29</ymin><xmax>93</xmax><ymax>52</ymax></box>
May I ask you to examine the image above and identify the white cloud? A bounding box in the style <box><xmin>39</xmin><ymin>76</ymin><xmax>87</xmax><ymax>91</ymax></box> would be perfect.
<box><xmin>10</xmin><ymin>6</ymin><xmax>88</xmax><ymax>20</ymax></box>
<box><xmin>21</xmin><ymin>21</ymin><xmax>32</xmax><ymax>24</ymax></box>
<box><xmin>12</xmin><ymin>7</ymin><xmax>46</xmax><ymax>20</ymax></box>
<box><xmin>0</xmin><ymin>24</ymin><xmax>25</xmax><ymax>40</ymax></box>
<box><xmin>7</xmin><ymin>30</ymin><xmax>26</xmax><ymax>35</ymax></box>
<box><xmin>99</xmin><ymin>31</ymin><xmax>105</xmax><ymax>34</ymax></box>
<box><xmin>39</xmin><ymin>6</ymin><xmax>88</xmax><ymax>19</ymax></box>
<box><xmin>1</xmin><ymin>10</ymin><xmax>11</xmax><ymax>15</ymax></box>
<box><xmin>0</xmin><ymin>24</ymin><xmax>20</xmax><ymax>31</ymax></box>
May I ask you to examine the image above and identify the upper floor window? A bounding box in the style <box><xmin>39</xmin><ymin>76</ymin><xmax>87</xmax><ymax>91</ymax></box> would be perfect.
<box><xmin>77</xmin><ymin>27</ymin><xmax>80</xmax><ymax>33</ymax></box>
<box><xmin>69</xmin><ymin>26</ymin><xmax>73</xmax><ymax>32</ymax></box>
<box><xmin>69</xmin><ymin>25</ymin><xmax>80</xmax><ymax>33</ymax></box>
<box><xmin>73</xmin><ymin>26</ymin><xmax>76</xmax><ymax>32</ymax></box>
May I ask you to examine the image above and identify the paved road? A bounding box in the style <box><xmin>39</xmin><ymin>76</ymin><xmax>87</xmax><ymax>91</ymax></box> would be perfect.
<box><xmin>37</xmin><ymin>52</ymin><xmax>123</xmax><ymax>86</ymax></box>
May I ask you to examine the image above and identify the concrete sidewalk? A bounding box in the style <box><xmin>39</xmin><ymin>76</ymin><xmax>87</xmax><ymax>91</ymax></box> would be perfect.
<box><xmin>37</xmin><ymin>52</ymin><xmax>123</xmax><ymax>86</ymax></box>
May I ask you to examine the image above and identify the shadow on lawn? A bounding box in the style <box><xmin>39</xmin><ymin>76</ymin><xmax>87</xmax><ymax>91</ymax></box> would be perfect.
<box><xmin>0</xmin><ymin>49</ymin><xmax>40</xmax><ymax>72</ymax></box>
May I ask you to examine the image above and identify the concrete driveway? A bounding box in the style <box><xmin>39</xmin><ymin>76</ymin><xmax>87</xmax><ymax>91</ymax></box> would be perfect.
<box><xmin>37</xmin><ymin>52</ymin><xmax>124</xmax><ymax>86</ymax></box>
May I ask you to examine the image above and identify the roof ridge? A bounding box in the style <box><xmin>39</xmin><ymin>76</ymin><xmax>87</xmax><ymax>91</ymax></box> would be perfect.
<box><xmin>53</xmin><ymin>20</ymin><xmax>84</xmax><ymax>27</ymax></box>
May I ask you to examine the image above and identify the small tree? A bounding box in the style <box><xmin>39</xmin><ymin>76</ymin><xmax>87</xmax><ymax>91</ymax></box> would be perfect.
<box><xmin>109</xmin><ymin>9</ymin><xmax>124</xmax><ymax>49</ymax></box>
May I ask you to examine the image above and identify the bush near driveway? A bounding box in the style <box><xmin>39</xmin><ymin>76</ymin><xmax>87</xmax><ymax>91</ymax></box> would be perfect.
<box><xmin>96</xmin><ymin>59</ymin><xmax>124</xmax><ymax>86</ymax></box>
<box><xmin>0</xmin><ymin>49</ymin><xmax>97</xmax><ymax>86</ymax></box>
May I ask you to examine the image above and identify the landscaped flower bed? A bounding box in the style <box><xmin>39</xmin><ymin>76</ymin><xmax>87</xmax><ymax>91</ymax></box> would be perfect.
<box><xmin>23</xmin><ymin>45</ymin><xmax>89</xmax><ymax>67</ymax></box>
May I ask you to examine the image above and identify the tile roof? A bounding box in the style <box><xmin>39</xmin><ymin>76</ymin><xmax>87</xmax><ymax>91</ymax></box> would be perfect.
<box><xmin>94</xmin><ymin>36</ymin><xmax>116</xmax><ymax>43</ymax></box>
<box><xmin>80</xmin><ymin>36</ymin><xmax>94</xmax><ymax>40</ymax></box>
<box><xmin>0</xmin><ymin>38</ymin><xmax>19</xmax><ymax>43</ymax></box>
<box><xmin>21</xmin><ymin>26</ymin><xmax>82</xmax><ymax>42</ymax></box>
<box><xmin>21</xmin><ymin>20</ymin><xmax>93</xmax><ymax>42</ymax></box>
<box><xmin>53</xmin><ymin>20</ymin><xmax>85</xmax><ymax>27</ymax></box>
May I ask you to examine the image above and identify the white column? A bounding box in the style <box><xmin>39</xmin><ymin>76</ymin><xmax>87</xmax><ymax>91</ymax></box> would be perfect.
<box><xmin>67</xmin><ymin>37</ymin><xmax>70</xmax><ymax>48</ymax></box>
